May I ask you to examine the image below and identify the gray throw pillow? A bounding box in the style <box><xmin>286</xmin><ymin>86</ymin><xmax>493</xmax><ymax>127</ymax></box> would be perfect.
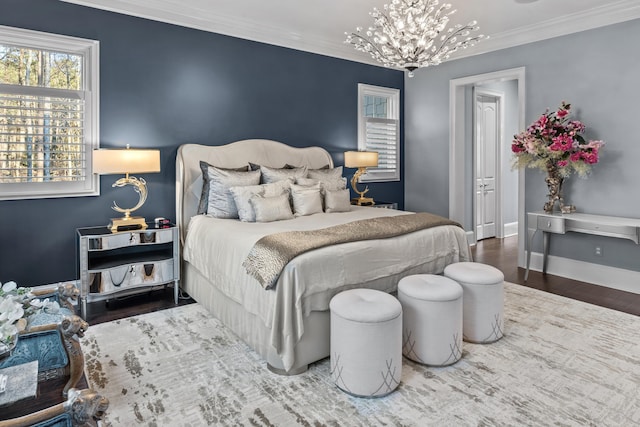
<box><xmin>197</xmin><ymin>161</ymin><xmax>250</xmax><ymax>215</ymax></box>
<box><xmin>260</xmin><ymin>165</ymin><xmax>308</xmax><ymax>184</ymax></box>
<box><xmin>324</xmin><ymin>189</ymin><xmax>352</xmax><ymax>213</ymax></box>
<box><xmin>307</xmin><ymin>166</ymin><xmax>343</xmax><ymax>181</ymax></box>
<box><xmin>204</xmin><ymin>164</ymin><xmax>260</xmax><ymax>218</ymax></box>
<box><xmin>229</xmin><ymin>180</ymin><xmax>292</xmax><ymax>222</ymax></box>
<box><xmin>250</xmin><ymin>194</ymin><xmax>294</xmax><ymax>222</ymax></box>
<box><xmin>290</xmin><ymin>183</ymin><xmax>323</xmax><ymax>217</ymax></box>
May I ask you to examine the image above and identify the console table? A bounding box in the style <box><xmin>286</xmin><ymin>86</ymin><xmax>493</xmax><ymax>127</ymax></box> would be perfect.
<box><xmin>525</xmin><ymin>211</ymin><xmax>640</xmax><ymax>280</ymax></box>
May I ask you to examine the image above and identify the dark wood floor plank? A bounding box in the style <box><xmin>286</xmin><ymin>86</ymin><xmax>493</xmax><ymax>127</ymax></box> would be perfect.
<box><xmin>472</xmin><ymin>236</ymin><xmax>640</xmax><ymax>316</ymax></box>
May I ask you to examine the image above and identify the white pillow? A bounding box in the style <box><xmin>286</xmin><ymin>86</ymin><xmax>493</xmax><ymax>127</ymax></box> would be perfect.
<box><xmin>204</xmin><ymin>165</ymin><xmax>261</xmax><ymax>218</ymax></box>
<box><xmin>229</xmin><ymin>180</ymin><xmax>292</xmax><ymax>222</ymax></box>
<box><xmin>307</xmin><ymin>166</ymin><xmax>343</xmax><ymax>181</ymax></box>
<box><xmin>324</xmin><ymin>189</ymin><xmax>352</xmax><ymax>213</ymax></box>
<box><xmin>290</xmin><ymin>183</ymin><xmax>323</xmax><ymax>217</ymax></box>
<box><xmin>260</xmin><ymin>165</ymin><xmax>308</xmax><ymax>184</ymax></box>
<box><xmin>250</xmin><ymin>194</ymin><xmax>294</xmax><ymax>222</ymax></box>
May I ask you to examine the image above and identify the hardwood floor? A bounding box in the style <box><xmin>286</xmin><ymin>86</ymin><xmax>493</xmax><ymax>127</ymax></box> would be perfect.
<box><xmin>3</xmin><ymin>237</ymin><xmax>638</xmax><ymax>421</ymax></box>
<box><xmin>472</xmin><ymin>235</ymin><xmax>640</xmax><ymax>316</ymax></box>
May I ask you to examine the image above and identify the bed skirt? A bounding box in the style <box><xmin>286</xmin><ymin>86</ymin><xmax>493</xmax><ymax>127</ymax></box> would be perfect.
<box><xmin>182</xmin><ymin>261</ymin><xmax>328</xmax><ymax>373</ymax></box>
<box><xmin>182</xmin><ymin>254</ymin><xmax>471</xmax><ymax>374</ymax></box>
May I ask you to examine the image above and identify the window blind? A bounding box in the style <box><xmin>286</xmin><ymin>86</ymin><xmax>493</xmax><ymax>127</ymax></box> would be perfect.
<box><xmin>362</xmin><ymin>117</ymin><xmax>399</xmax><ymax>181</ymax></box>
<box><xmin>0</xmin><ymin>87</ymin><xmax>85</xmax><ymax>183</ymax></box>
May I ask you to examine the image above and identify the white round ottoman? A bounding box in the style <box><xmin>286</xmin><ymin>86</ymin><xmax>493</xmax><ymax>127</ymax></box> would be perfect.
<box><xmin>398</xmin><ymin>274</ymin><xmax>463</xmax><ymax>366</ymax></box>
<box><xmin>444</xmin><ymin>262</ymin><xmax>505</xmax><ymax>344</ymax></box>
<box><xmin>330</xmin><ymin>288</ymin><xmax>402</xmax><ymax>397</ymax></box>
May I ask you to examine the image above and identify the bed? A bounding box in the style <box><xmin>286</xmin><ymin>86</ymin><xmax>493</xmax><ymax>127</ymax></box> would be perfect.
<box><xmin>176</xmin><ymin>139</ymin><xmax>472</xmax><ymax>374</ymax></box>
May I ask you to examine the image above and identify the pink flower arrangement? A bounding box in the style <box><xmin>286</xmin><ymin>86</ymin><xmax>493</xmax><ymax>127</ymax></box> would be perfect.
<box><xmin>512</xmin><ymin>102</ymin><xmax>604</xmax><ymax>177</ymax></box>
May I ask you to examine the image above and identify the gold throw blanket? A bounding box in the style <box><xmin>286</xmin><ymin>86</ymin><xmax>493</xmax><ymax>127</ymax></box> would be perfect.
<box><xmin>243</xmin><ymin>212</ymin><xmax>462</xmax><ymax>289</ymax></box>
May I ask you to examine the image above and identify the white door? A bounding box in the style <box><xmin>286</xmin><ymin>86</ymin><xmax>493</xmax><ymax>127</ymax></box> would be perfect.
<box><xmin>474</xmin><ymin>93</ymin><xmax>499</xmax><ymax>241</ymax></box>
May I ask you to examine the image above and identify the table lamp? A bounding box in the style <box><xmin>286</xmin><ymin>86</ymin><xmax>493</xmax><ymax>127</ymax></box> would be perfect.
<box><xmin>93</xmin><ymin>146</ymin><xmax>161</xmax><ymax>232</ymax></box>
<box><xmin>344</xmin><ymin>150</ymin><xmax>378</xmax><ymax>206</ymax></box>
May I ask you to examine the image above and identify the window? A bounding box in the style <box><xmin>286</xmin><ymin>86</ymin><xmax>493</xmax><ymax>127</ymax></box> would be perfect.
<box><xmin>0</xmin><ymin>25</ymin><xmax>99</xmax><ymax>200</ymax></box>
<box><xmin>357</xmin><ymin>83</ymin><xmax>400</xmax><ymax>182</ymax></box>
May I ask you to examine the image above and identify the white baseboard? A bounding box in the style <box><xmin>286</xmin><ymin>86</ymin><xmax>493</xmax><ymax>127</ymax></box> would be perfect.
<box><xmin>468</xmin><ymin>223</ymin><xmax>518</xmax><ymax>245</ymax></box>
<box><xmin>503</xmin><ymin>222</ymin><xmax>518</xmax><ymax>237</ymax></box>
<box><xmin>525</xmin><ymin>252</ymin><xmax>640</xmax><ymax>295</ymax></box>
<box><xmin>466</xmin><ymin>230</ymin><xmax>475</xmax><ymax>246</ymax></box>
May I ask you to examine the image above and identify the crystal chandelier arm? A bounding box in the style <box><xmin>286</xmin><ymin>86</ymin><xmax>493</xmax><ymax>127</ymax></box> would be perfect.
<box><xmin>346</xmin><ymin>0</ymin><xmax>484</xmax><ymax>76</ymax></box>
<box><xmin>425</xmin><ymin>23</ymin><xmax>483</xmax><ymax>65</ymax></box>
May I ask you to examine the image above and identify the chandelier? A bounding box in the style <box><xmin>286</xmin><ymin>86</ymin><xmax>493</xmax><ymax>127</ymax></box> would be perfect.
<box><xmin>346</xmin><ymin>0</ymin><xmax>484</xmax><ymax>77</ymax></box>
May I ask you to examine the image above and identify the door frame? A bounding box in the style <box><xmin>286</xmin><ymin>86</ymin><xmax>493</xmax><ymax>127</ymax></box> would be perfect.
<box><xmin>473</xmin><ymin>88</ymin><xmax>504</xmax><ymax>242</ymax></box>
<box><xmin>449</xmin><ymin>67</ymin><xmax>527</xmax><ymax>266</ymax></box>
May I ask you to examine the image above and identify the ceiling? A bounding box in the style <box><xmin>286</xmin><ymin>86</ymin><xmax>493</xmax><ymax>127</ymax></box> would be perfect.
<box><xmin>61</xmin><ymin>0</ymin><xmax>640</xmax><ymax>68</ymax></box>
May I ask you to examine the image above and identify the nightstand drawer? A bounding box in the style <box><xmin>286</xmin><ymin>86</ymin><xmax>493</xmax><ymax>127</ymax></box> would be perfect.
<box><xmin>89</xmin><ymin>259</ymin><xmax>174</xmax><ymax>294</ymax></box>
<box><xmin>537</xmin><ymin>216</ymin><xmax>565</xmax><ymax>234</ymax></box>
<box><xmin>88</xmin><ymin>229</ymin><xmax>174</xmax><ymax>250</ymax></box>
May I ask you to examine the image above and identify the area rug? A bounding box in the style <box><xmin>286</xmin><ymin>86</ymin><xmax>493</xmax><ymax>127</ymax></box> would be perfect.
<box><xmin>83</xmin><ymin>282</ymin><xmax>640</xmax><ymax>426</ymax></box>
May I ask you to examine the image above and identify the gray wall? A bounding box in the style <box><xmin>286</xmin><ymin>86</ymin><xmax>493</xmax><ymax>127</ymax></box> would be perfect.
<box><xmin>0</xmin><ymin>0</ymin><xmax>404</xmax><ymax>286</ymax></box>
<box><xmin>406</xmin><ymin>18</ymin><xmax>640</xmax><ymax>272</ymax></box>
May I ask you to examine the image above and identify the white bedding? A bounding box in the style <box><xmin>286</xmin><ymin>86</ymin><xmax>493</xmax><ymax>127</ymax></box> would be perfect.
<box><xmin>183</xmin><ymin>206</ymin><xmax>472</xmax><ymax>371</ymax></box>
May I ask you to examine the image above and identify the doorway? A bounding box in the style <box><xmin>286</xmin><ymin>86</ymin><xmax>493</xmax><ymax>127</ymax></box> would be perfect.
<box><xmin>449</xmin><ymin>67</ymin><xmax>526</xmax><ymax>266</ymax></box>
<box><xmin>474</xmin><ymin>90</ymin><xmax>501</xmax><ymax>241</ymax></box>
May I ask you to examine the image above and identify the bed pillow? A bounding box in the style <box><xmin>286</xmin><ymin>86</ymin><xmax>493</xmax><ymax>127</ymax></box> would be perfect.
<box><xmin>250</xmin><ymin>162</ymin><xmax>301</xmax><ymax>171</ymax></box>
<box><xmin>203</xmin><ymin>164</ymin><xmax>261</xmax><ymax>218</ymax></box>
<box><xmin>296</xmin><ymin>176</ymin><xmax>347</xmax><ymax>192</ymax></box>
<box><xmin>307</xmin><ymin>166</ymin><xmax>343</xmax><ymax>181</ymax></box>
<box><xmin>285</xmin><ymin>163</ymin><xmax>330</xmax><ymax>170</ymax></box>
<box><xmin>250</xmin><ymin>194</ymin><xmax>294</xmax><ymax>222</ymax></box>
<box><xmin>324</xmin><ymin>189</ymin><xmax>352</xmax><ymax>213</ymax></box>
<box><xmin>196</xmin><ymin>161</ymin><xmax>250</xmax><ymax>215</ymax></box>
<box><xmin>229</xmin><ymin>180</ymin><xmax>292</xmax><ymax>222</ymax></box>
<box><xmin>260</xmin><ymin>165</ymin><xmax>308</xmax><ymax>184</ymax></box>
<box><xmin>290</xmin><ymin>183</ymin><xmax>323</xmax><ymax>217</ymax></box>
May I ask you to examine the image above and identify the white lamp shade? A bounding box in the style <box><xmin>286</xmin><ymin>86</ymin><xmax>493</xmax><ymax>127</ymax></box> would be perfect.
<box><xmin>93</xmin><ymin>148</ymin><xmax>161</xmax><ymax>175</ymax></box>
<box><xmin>344</xmin><ymin>151</ymin><xmax>378</xmax><ymax>168</ymax></box>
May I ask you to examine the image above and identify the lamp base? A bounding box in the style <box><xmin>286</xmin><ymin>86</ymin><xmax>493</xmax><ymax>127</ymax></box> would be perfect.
<box><xmin>108</xmin><ymin>216</ymin><xmax>147</xmax><ymax>233</ymax></box>
<box><xmin>351</xmin><ymin>197</ymin><xmax>375</xmax><ymax>206</ymax></box>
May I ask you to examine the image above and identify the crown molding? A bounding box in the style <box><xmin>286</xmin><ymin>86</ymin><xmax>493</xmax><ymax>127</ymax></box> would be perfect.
<box><xmin>61</xmin><ymin>0</ymin><xmax>640</xmax><ymax>68</ymax></box>
<box><xmin>452</xmin><ymin>0</ymin><xmax>640</xmax><ymax>61</ymax></box>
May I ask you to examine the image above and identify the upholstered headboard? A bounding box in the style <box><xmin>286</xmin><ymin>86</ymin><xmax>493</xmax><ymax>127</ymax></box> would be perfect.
<box><xmin>175</xmin><ymin>139</ymin><xmax>334</xmax><ymax>242</ymax></box>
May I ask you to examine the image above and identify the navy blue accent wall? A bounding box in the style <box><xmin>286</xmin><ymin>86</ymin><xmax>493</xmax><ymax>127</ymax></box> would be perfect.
<box><xmin>0</xmin><ymin>0</ymin><xmax>404</xmax><ymax>286</ymax></box>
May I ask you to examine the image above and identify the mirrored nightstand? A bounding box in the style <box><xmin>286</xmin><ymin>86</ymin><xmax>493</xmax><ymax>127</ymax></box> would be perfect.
<box><xmin>76</xmin><ymin>223</ymin><xmax>180</xmax><ymax>319</ymax></box>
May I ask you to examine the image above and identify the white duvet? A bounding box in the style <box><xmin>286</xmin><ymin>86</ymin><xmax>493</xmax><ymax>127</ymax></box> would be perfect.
<box><xmin>183</xmin><ymin>206</ymin><xmax>471</xmax><ymax>370</ymax></box>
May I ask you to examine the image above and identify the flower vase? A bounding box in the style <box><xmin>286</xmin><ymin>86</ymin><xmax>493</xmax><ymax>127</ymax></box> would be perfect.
<box><xmin>544</xmin><ymin>164</ymin><xmax>564</xmax><ymax>213</ymax></box>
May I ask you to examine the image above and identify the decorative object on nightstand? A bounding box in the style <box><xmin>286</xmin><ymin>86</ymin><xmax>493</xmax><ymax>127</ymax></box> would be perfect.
<box><xmin>371</xmin><ymin>201</ymin><xmax>398</xmax><ymax>210</ymax></box>
<box><xmin>344</xmin><ymin>150</ymin><xmax>378</xmax><ymax>206</ymax></box>
<box><xmin>512</xmin><ymin>102</ymin><xmax>605</xmax><ymax>213</ymax></box>
<box><xmin>93</xmin><ymin>145</ymin><xmax>161</xmax><ymax>232</ymax></box>
<box><xmin>76</xmin><ymin>222</ymin><xmax>180</xmax><ymax>319</ymax></box>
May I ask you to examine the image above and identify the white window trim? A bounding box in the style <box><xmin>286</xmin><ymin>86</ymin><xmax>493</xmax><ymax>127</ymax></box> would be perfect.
<box><xmin>357</xmin><ymin>83</ymin><xmax>400</xmax><ymax>183</ymax></box>
<box><xmin>0</xmin><ymin>25</ymin><xmax>100</xmax><ymax>200</ymax></box>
